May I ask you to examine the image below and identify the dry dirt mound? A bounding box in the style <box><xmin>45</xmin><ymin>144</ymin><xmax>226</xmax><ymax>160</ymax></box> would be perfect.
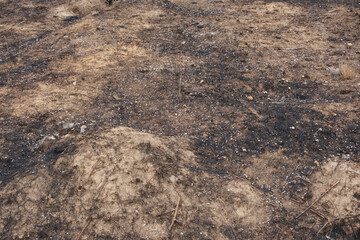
<box><xmin>1</xmin><ymin>0</ymin><xmax>360</xmax><ymax>239</ymax></box>
<box><xmin>0</xmin><ymin>127</ymin><xmax>268</xmax><ymax>239</ymax></box>
<box><xmin>308</xmin><ymin>161</ymin><xmax>360</xmax><ymax>236</ymax></box>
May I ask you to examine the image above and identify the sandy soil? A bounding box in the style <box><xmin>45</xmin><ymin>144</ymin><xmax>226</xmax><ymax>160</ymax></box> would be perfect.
<box><xmin>0</xmin><ymin>0</ymin><xmax>359</xmax><ymax>239</ymax></box>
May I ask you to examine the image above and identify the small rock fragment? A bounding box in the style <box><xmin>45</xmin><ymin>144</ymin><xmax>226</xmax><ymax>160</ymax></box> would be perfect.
<box><xmin>80</xmin><ymin>125</ymin><xmax>87</xmax><ymax>133</ymax></box>
<box><xmin>63</xmin><ymin>123</ymin><xmax>74</xmax><ymax>129</ymax></box>
<box><xmin>328</xmin><ymin>67</ymin><xmax>340</xmax><ymax>76</ymax></box>
<box><xmin>247</xmin><ymin>96</ymin><xmax>254</xmax><ymax>101</ymax></box>
<box><xmin>39</xmin><ymin>136</ymin><xmax>56</xmax><ymax>152</ymax></box>
<box><xmin>169</xmin><ymin>175</ymin><xmax>177</xmax><ymax>183</ymax></box>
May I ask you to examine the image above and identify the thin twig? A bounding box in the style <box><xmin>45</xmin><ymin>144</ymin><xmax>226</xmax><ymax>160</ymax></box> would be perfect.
<box><xmin>178</xmin><ymin>55</ymin><xmax>182</xmax><ymax>98</ymax></box>
<box><xmin>309</xmin><ymin>208</ymin><xmax>326</xmax><ymax>219</ymax></box>
<box><xmin>296</xmin><ymin>175</ymin><xmax>311</xmax><ymax>184</ymax></box>
<box><xmin>317</xmin><ymin>220</ymin><xmax>330</xmax><ymax>235</ymax></box>
<box><xmin>76</xmin><ymin>218</ymin><xmax>92</xmax><ymax>240</ymax></box>
<box><xmin>296</xmin><ymin>180</ymin><xmax>339</xmax><ymax>219</ymax></box>
<box><xmin>169</xmin><ymin>195</ymin><xmax>181</xmax><ymax>230</ymax></box>
<box><xmin>289</xmin><ymin>195</ymin><xmax>325</xmax><ymax>219</ymax></box>
<box><xmin>156</xmin><ymin>209</ymin><xmax>175</xmax><ymax>217</ymax></box>
<box><xmin>317</xmin><ymin>214</ymin><xmax>360</xmax><ymax>236</ymax></box>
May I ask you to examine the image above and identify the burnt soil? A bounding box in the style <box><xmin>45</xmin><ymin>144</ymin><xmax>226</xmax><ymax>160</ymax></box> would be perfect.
<box><xmin>0</xmin><ymin>0</ymin><xmax>359</xmax><ymax>239</ymax></box>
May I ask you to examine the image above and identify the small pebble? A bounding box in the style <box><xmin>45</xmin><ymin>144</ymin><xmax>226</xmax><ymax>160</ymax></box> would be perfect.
<box><xmin>169</xmin><ymin>175</ymin><xmax>177</xmax><ymax>183</ymax></box>
<box><xmin>63</xmin><ymin>123</ymin><xmax>74</xmax><ymax>129</ymax></box>
<box><xmin>247</xmin><ymin>96</ymin><xmax>254</xmax><ymax>101</ymax></box>
<box><xmin>39</xmin><ymin>136</ymin><xmax>56</xmax><ymax>152</ymax></box>
<box><xmin>314</xmin><ymin>160</ymin><xmax>320</xmax><ymax>167</ymax></box>
<box><xmin>80</xmin><ymin>125</ymin><xmax>87</xmax><ymax>133</ymax></box>
<box><xmin>328</xmin><ymin>67</ymin><xmax>340</xmax><ymax>76</ymax></box>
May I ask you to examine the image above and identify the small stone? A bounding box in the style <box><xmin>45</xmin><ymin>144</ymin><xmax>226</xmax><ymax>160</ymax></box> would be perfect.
<box><xmin>314</xmin><ymin>160</ymin><xmax>320</xmax><ymax>167</ymax></box>
<box><xmin>247</xmin><ymin>96</ymin><xmax>254</xmax><ymax>101</ymax></box>
<box><xmin>39</xmin><ymin>136</ymin><xmax>56</xmax><ymax>152</ymax></box>
<box><xmin>73</xmin><ymin>81</ymin><xmax>77</xmax><ymax>85</ymax></box>
<box><xmin>328</xmin><ymin>67</ymin><xmax>340</xmax><ymax>76</ymax></box>
<box><xmin>301</xmin><ymin>74</ymin><xmax>310</xmax><ymax>79</ymax></box>
<box><xmin>346</xmin><ymin>43</ymin><xmax>352</xmax><ymax>46</ymax></box>
<box><xmin>290</xmin><ymin>126</ymin><xmax>295</xmax><ymax>130</ymax></box>
<box><xmin>80</xmin><ymin>125</ymin><xmax>87</xmax><ymax>133</ymax></box>
<box><xmin>200</xmin><ymin>79</ymin><xmax>204</xmax><ymax>84</ymax></box>
<box><xmin>63</xmin><ymin>123</ymin><xmax>74</xmax><ymax>129</ymax></box>
<box><xmin>169</xmin><ymin>175</ymin><xmax>177</xmax><ymax>183</ymax></box>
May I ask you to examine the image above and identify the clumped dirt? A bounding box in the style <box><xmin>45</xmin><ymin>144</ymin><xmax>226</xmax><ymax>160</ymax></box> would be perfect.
<box><xmin>0</xmin><ymin>0</ymin><xmax>359</xmax><ymax>239</ymax></box>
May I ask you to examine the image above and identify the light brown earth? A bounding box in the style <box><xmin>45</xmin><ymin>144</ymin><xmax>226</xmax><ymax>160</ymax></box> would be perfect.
<box><xmin>0</xmin><ymin>0</ymin><xmax>359</xmax><ymax>239</ymax></box>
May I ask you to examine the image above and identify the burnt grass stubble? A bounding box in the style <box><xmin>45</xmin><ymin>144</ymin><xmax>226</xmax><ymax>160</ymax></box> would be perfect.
<box><xmin>0</xmin><ymin>0</ymin><xmax>359</xmax><ymax>239</ymax></box>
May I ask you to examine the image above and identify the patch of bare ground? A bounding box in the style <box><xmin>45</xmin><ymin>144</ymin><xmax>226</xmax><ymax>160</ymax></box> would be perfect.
<box><xmin>1</xmin><ymin>0</ymin><xmax>359</xmax><ymax>239</ymax></box>
<box><xmin>0</xmin><ymin>127</ymin><xmax>269</xmax><ymax>238</ymax></box>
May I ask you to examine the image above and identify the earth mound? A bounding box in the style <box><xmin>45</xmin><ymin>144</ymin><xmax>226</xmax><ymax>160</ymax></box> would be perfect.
<box><xmin>0</xmin><ymin>127</ymin><xmax>268</xmax><ymax>239</ymax></box>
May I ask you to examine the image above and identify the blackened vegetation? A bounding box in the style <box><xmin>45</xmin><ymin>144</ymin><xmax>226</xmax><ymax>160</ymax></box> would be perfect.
<box><xmin>0</xmin><ymin>112</ymin><xmax>76</xmax><ymax>187</ymax></box>
<box><xmin>101</xmin><ymin>1</ymin><xmax>359</xmax><ymax>238</ymax></box>
<box><xmin>244</xmin><ymin>105</ymin><xmax>358</xmax><ymax>157</ymax></box>
<box><xmin>0</xmin><ymin>0</ymin><xmax>359</xmax><ymax>239</ymax></box>
<box><xmin>130</xmin><ymin>0</ymin><xmax>359</xmax><ymax>165</ymax></box>
<box><xmin>1</xmin><ymin>164</ymin><xmax>75</xmax><ymax>238</ymax></box>
<box><xmin>106</xmin><ymin>0</ymin><xmax>114</xmax><ymax>6</ymax></box>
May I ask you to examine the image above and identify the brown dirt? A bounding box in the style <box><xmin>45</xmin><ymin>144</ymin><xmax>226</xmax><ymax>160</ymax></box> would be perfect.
<box><xmin>0</xmin><ymin>0</ymin><xmax>359</xmax><ymax>239</ymax></box>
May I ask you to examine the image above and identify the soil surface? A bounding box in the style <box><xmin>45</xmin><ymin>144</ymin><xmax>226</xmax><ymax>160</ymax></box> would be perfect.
<box><xmin>1</xmin><ymin>0</ymin><xmax>359</xmax><ymax>239</ymax></box>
